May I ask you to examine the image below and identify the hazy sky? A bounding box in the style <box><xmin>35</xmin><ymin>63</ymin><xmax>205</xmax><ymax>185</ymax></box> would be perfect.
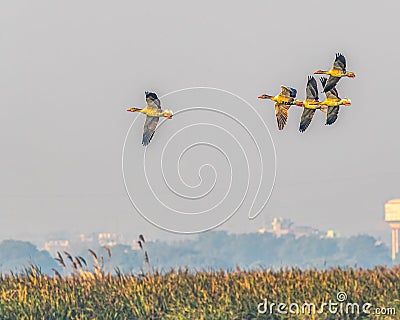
<box><xmin>1</xmin><ymin>1</ymin><xmax>399</xmax><ymax>243</ymax></box>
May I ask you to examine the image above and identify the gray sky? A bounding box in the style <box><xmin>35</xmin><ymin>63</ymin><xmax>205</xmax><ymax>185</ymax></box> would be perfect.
<box><xmin>1</xmin><ymin>0</ymin><xmax>399</xmax><ymax>243</ymax></box>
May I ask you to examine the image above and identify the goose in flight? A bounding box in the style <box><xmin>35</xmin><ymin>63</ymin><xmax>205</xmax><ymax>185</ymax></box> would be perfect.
<box><xmin>318</xmin><ymin>77</ymin><xmax>351</xmax><ymax>125</ymax></box>
<box><xmin>296</xmin><ymin>76</ymin><xmax>326</xmax><ymax>132</ymax></box>
<box><xmin>258</xmin><ymin>86</ymin><xmax>299</xmax><ymax>130</ymax></box>
<box><xmin>314</xmin><ymin>53</ymin><xmax>356</xmax><ymax>92</ymax></box>
<box><xmin>127</xmin><ymin>91</ymin><xmax>173</xmax><ymax>146</ymax></box>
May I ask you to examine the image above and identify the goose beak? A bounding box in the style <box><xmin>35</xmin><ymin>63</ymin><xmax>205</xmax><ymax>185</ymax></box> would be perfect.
<box><xmin>295</xmin><ymin>100</ymin><xmax>304</xmax><ymax>107</ymax></box>
<box><xmin>344</xmin><ymin>99</ymin><xmax>351</xmax><ymax>106</ymax></box>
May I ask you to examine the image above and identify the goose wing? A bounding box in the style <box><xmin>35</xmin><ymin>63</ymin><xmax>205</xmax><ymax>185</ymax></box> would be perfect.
<box><xmin>326</xmin><ymin>106</ymin><xmax>340</xmax><ymax>125</ymax></box>
<box><xmin>306</xmin><ymin>76</ymin><xmax>319</xmax><ymax>101</ymax></box>
<box><xmin>333</xmin><ymin>53</ymin><xmax>346</xmax><ymax>71</ymax></box>
<box><xmin>275</xmin><ymin>103</ymin><xmax>291</xmax><ymax>130</ymax></box>
<box><xmin>299</xmin><ymin>108</ymin><xmax>316</xmax><ymax>132</ymax></box>
<box><xmin>142</xmin><ymin>116</ymin><xmax>160</xmax><ymax>146</ymax></box>
<box><xmin>323</xmin><ymin>76</ymin><xmax>341</xmax><ymax>93</ymax></box>
<box><xmin>280</xmin><ymin>86</ymin><xmax>297</xmax><ymax>98</ymax></box>
<box><xmin>145</xmin><ymin>92</ymin><xmax>162</xmax><ymax>110</ymax></box>
<box><xmin>320</xmin><ymin>77</ymin><xmax>339</xmax><ymax>99</ymax></box>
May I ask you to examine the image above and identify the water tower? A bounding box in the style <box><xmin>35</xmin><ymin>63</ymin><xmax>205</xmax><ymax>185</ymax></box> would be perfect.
<box><xmin>384</xmin><ymin>199</ymin><xmax>400</xmax><ymax>261</ymax></box>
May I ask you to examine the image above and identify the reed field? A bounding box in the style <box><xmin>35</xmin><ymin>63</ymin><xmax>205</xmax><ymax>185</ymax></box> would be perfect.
<box><xmin>0</xmin><ymin>262</ymin><xmax>399</xmax><ymax>319</ymax></box>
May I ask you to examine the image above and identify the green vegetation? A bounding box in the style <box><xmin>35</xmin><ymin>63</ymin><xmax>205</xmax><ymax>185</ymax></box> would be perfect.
<box><xmin>0</xmin><ymin>265</ymin><xmax>398</xmax><ymax>319</ymax></box>
<box><xmin>0</xmin><ymin>237</ymin><xmax>398</xmax><ymax>319</ymax></box>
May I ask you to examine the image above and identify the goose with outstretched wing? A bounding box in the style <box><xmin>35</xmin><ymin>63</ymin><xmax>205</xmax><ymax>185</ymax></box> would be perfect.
<box><xmin>318</xmin><ymin>77</ymin><xmax>351</xmax><ymax>125</ymax></box>
<box><xmin>126</xmin><ymin>91</ymin><xmax>173</xmax><ymax>146</ymax></box>
<box><xmin>297</xmin><ymin>76</ymin><xmax>326</xmax><ymax>132</ymax></box>
<box><xmin>314</xmin><ymin>53</ymin><xmax>356</xmax><ymax>92</ymax></box>
<box><xmin>258</xmin><ymin>85</ymin><xmax>300</xmax><ymax>130</ymax></box>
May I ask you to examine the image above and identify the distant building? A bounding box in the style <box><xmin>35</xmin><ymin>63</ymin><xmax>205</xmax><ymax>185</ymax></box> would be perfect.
<box><xmin>326</xmin><ymin>230</ymin><xmax>337</xmax><ymax>238</ymax></box>
<box><xmin>78</xmin><ymin>232</ymin><xmax>123</xmax><ymax>247</ymax></box>
<box><xmin>79</xmin><ymin>233</ymin><xmax>94</xmax><ymax>243</ymax></box>
<box><xmin>384</xmin><ymin>199</ymin><xmax>400</xmax><ymax>261</ymax></box>
<box><xmin>258</xmin><ymin>217</ymin><xmax>335</xmax><ymax>239</ymax></box>
<box><xmin>270</xmin><ymin>217</ymin><xmax>292</xmax><ymax>237</ymax></box>
<box><xmin>44</xmin><ymin>240</ymin><xmax>69</xmax><ymax>255</ymax></box>
<box><xmin>292</xmin><ymin>225</ymin><xmax>320</xmax><ymax>238</ymax></box>
<box><xmin>258</xmin><ymin>227</ymin><xmax>267</xmax><ymax>234</ymax></box>
<box><xmin>97</xmin><ymin>232</ymin><xmax>121</xmax><ymax>247</ymax></box>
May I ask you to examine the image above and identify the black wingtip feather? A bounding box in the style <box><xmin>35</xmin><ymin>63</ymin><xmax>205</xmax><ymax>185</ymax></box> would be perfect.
<box><xmin>145</xmin><ymin>91</ymin><xmax>158</xmax><ymax>100</ymax></box>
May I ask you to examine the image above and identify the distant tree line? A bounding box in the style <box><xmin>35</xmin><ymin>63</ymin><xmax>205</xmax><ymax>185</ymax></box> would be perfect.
<box><xmin>0</xmin><ymin>232</ymin><xmax>393</xmax><ymax>275</ymax></box>
<box><xmin>0</xmin><ymin>240</ymin><xmax>57</xmax><ymax>274</ymax></box>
